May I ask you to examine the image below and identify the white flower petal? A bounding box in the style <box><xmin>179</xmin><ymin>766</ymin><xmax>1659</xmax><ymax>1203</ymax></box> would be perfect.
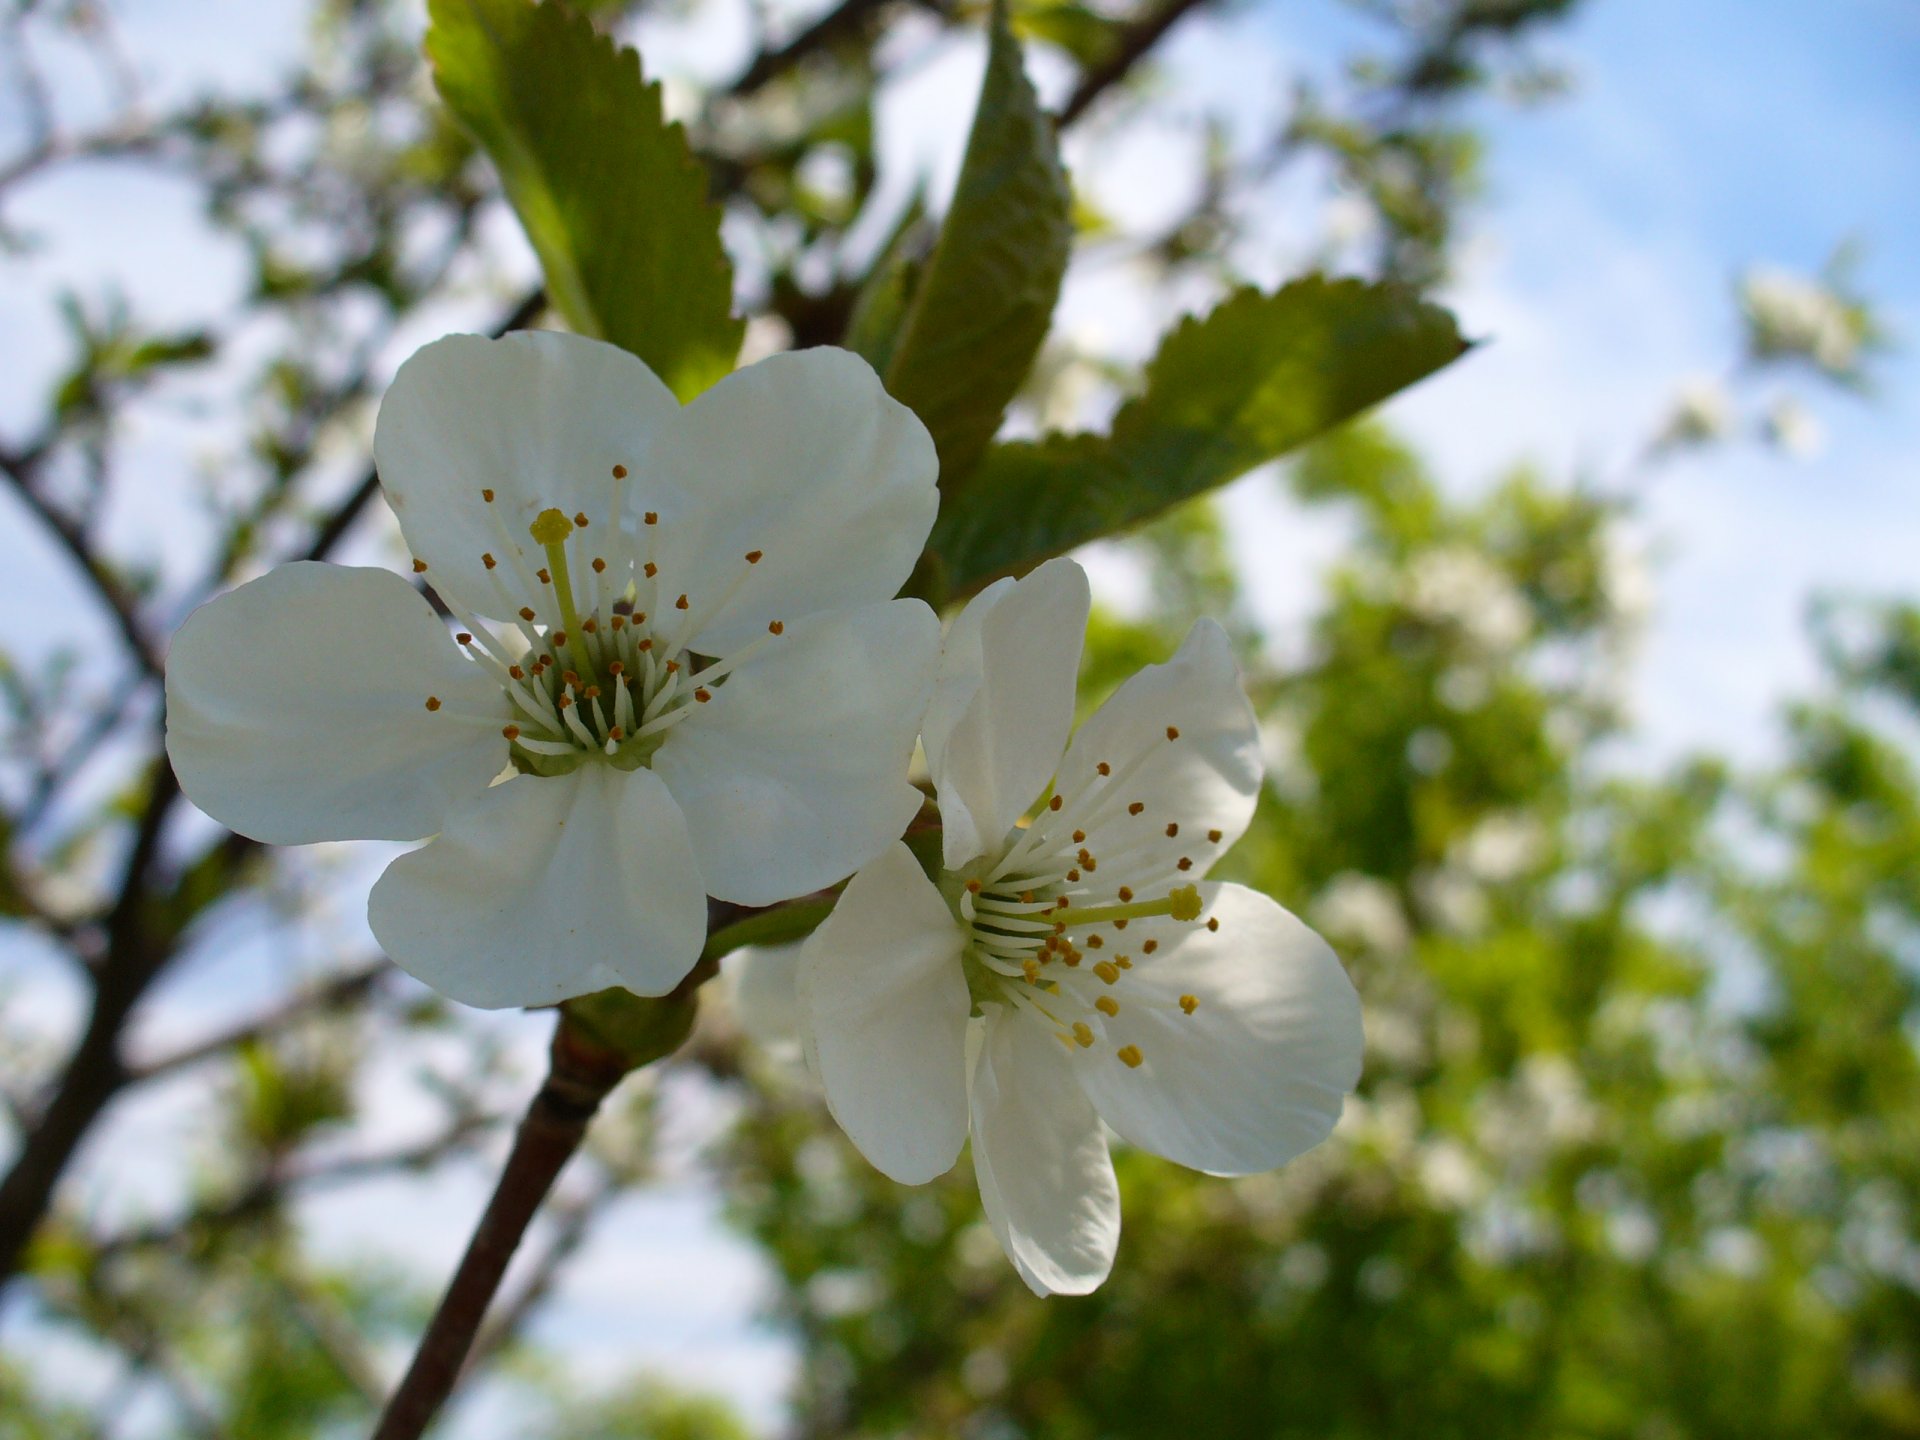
<box><xmin>924</xmin><ymin>558</ymin><xmax>1090</xmax><ymax>870</ymax></box>
<box><xmin>637</xmin><ymin>349</ymin><xmax>938</xmax><ymax>657</ymax></box>
<box><xmin>165</xmin><ymin>562</ymin><xmax>506</xmax><ymax>845</ymax></box>
<box><xmin>1056</xmin><ymin>618</ymin><xmax>1260</xmax><ymax>892</ymax></box>
<box><xmin>374</xmin><ymin>331</ymin><xmax>678</xmax><ymax>621</ymax></box>
<box><xmin>797</xmin><ymin>843</ymin><xmax>971</xmax><ymax>1184</ymax></box>
<box><xmin>367</xmin><ymin>766</ymin><xmax>706</xmax><ymax>1009</ymax></box>
<box><xmin>654</xmin><ymin>599</ymin><xmax>939</xmax><ymax>906</ymax></box>
<box><xmin>1073</xmin><ymin>882</ymin><xmax>1362</xmax><ymax>1177</ymax></box>
<box><xmin>970</xmin><ymin>1011</ymin><xmax>1120</xmax><ymax>1296</ymax></box>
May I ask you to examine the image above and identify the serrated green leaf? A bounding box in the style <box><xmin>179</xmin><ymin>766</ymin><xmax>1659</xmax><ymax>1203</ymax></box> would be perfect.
<box><xmin>885</xmin><ymin>0</ymin><xmax>1071</xmax><ymax>490</ymax></box>
<box><xmin>926</xmin><ymin>276</ymin><xmax>1470</xmax><ymax>597</ymax></box>
<box><xmin>427</xmin><ymin>0</ymin><xmax>742</xmax><ymax>398</ymax></box>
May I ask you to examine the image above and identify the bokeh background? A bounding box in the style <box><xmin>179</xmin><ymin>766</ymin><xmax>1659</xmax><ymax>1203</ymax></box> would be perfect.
<box><xmin>2</xmin><ymin>0</ymin><xmax>1917</xmax><ymax>1435</ymax></box>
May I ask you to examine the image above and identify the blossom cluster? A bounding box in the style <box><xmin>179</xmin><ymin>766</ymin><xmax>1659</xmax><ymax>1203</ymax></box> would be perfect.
<box><xmin>166</xmin><ymin>332</ymin><xmax>1363</xmax><ymax>1295</ymax></box>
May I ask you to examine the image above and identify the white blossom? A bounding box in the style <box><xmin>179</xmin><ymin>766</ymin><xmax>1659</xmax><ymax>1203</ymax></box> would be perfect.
<box><xmin>167</xmin><ymin>331</ymin><xmax>940</xmax><ymax>1009</ymax></box>
<box><xmin>796</xmin><ymin>558</ymin><xmax>1363</xmax><ymax>1295</ymax></box>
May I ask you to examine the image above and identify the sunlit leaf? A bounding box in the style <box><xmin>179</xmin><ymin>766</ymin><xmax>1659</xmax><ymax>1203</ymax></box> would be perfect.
<box><xmin>927</xmin><ymin>276</ymin><xmax>1470</xmax><ymax>596</ymax></box>
<box><xmin>427</xmin><ymin>0</ymin><xmax>742</xmax><ymax>397</ymax></box>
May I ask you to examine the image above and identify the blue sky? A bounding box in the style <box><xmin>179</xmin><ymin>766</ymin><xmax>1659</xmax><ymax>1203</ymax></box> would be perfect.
<box><xmin>2</xmin><ymin>0</ymin><xmax>1917</xmax><ymax>1432</ymax></box>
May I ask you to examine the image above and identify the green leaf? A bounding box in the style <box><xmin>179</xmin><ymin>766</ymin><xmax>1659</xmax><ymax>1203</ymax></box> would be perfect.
<box><xmin>884</xmin><ymin>0</ymin><xmax>1071</xmax><ymax>490</ymax></box>
<box><xmin>926</xmin><ymin>276</ymin><xmax>1471</xmax><ymax>597</ymax></box>
<box><xmin>427</xmin><ymin>0</ymin><xmax>742</xmax><ymax>397</ymax></box>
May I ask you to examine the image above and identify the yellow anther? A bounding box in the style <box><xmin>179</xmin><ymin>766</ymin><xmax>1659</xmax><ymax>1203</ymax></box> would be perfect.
<box><xmin>528</xmin><ymin>508</ymin><xmax>573</xmax><ymax>545</ymax></box>
<box><xmin>1117</xmin><ymin>1045</ymin><xmax>1144</xmax><ymax>1069</ymax></box>
<box><xmin>1022</xmin><ymin>960</ymin><xmax>1040</xmax><ymax>982</ymax></box>
<box><xmin>1095</xmin><ymin>996</ymin><xmax>1119</xmax><ymax>1017</ymax></box>
<box><xmin>1093</xmin><ymin>961</ymin><xmax>1120</xmax><ymax>985</ymax></box>
<box><xmin>1168</xmin><ymin>885</ymin><xmax>1203</xmax><ymax>922</ymax></box>
<box><xmin>1179</xmin><ymin>994</ymin><xmax>1199</xmax><ymax>1015</ymax></box>
<box><xmin>1072</xmin><ymin>1023</ymin><xmax>1096</xmax><ymax>1048</ymax></box>
<box><xmin>1086</xmin><ymin>934</ymin><xmax>1104</xmax><ymax>950</ymax></box>
<box><xmin>1115</xmin><ymin>955</ymin><xmax>1132</xmax><ymax>969</ymax></box>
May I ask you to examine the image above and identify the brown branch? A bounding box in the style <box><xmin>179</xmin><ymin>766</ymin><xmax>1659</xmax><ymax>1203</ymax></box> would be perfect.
<box><xmin>1057</xmin><ymin>0</ymin><xmax>1214</xmax><ymax>127</ymax></box>
<box><xmin>369</xmin><ymin>1016</ymin><xmax>635</xmax><ymax>1440</ymax></box>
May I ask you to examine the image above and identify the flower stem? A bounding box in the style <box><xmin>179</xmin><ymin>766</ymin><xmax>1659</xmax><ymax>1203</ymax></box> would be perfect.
<box><xmin>368</xmin><ymin>1013</ymin><xmax>633</xmax><ymax>1440</ymax></box>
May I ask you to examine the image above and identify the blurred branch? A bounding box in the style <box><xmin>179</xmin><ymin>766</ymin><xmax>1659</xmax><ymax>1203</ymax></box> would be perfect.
<box><xmin>124</xmin><ymin>957</ymin><xmax>391</xmax><ymax>1083</ymax></box>
<box><xmin>0</xmin><ymin>443</ymin><xmax>161</xmax><ymax>677</ymax></box>
<box><xmin>94</xmin><ymin>1111</ymin><xmax>496</xmax><ymax>1259</ymax></box>
<box><xmin>1057</xmin><ymin>0</ymin><xmax>1214</xmax><ymax>126</ymax></box>
<box><xmin>725</xmin><ymin>0</ymin><xmax>900</xmax><ymax>98</ymax></box>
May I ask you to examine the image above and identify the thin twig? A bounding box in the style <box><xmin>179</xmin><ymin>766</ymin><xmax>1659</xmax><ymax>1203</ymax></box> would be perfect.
<box><xmin>725</xmin><ymin>0</ymin><xmax>896</xmax><ymax>98</ymax></box>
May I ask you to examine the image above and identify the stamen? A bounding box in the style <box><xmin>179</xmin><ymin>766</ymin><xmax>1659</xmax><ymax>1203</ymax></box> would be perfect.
<box><xmin>1208</xmin><ymin>829</ymin><xmax>1224</xmax><ymax>843</ymax></box>
<box><xmin>412</xmin><ymin>558</ymin><xmax>428</xmax><ymax>574</ymax></box>
<box><xmin>1166</xmin><ymin>726</ymin><xmax>1180</xmax><ymax>740</ymax></box>
<box><xmin>1117</xmin><ymin>1045</ymin><xmax>1144</xmax><ymax>1069</ymax></box>
<box><xmin>1179</xmin><ymin>994</ymin><xmax>1199</xmax><ymax>1015</ymax></box>
<box><xmin>1072</xmin><ymin>1023</ymin><xmax>1096</xmax><ymax>1048</ymax></box>
<box><xmin>1093</xmin><ymin>961</ymin><xmax>1120</xmax><ymax>985</ymax></box>
<box><xmin>424</xmin><ymin>696</ymin><xmax>441</xmax><ymax>711</ymax></box>
<box><xmin>1095</xmin><ymin>997</ymin><xmax>1119</xmax><ymax>1017</ymax></box>
<box><xmin>1047</xmin><ymin>884</ymin><xmax>1202</xmax><ymax>929</ymax></box>
<box><xmin>502</xmin><ymin>724</ymin><xmax>521</xmax><ymax>740</ymax></box>
<box><xmin>483</xmin><ymin>553</ymin><xmax>497</xmax><ymax>569</ymax></box>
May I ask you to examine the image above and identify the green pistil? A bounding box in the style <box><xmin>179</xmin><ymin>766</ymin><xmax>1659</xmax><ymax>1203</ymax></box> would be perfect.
<box><xmin>530</xmin><ymin>508</ymin><xmax>600</xmax><ymax>685</ymax></box>
<box><xmin>1046</xmin><ymin>883</ymin><xmax>1203</xmax><ymax>929</ymax></box>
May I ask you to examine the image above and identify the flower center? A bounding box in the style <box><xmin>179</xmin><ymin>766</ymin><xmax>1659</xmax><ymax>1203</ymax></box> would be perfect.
<box><xmin>415</xmin><ymin>471</ymin><xmax>786</xmax><ymax>776</ymax></box>
<box><xmin>950</xmin><ymin>730</ymin><xmax>1225</xmax><ymax>1071</ymax></box>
